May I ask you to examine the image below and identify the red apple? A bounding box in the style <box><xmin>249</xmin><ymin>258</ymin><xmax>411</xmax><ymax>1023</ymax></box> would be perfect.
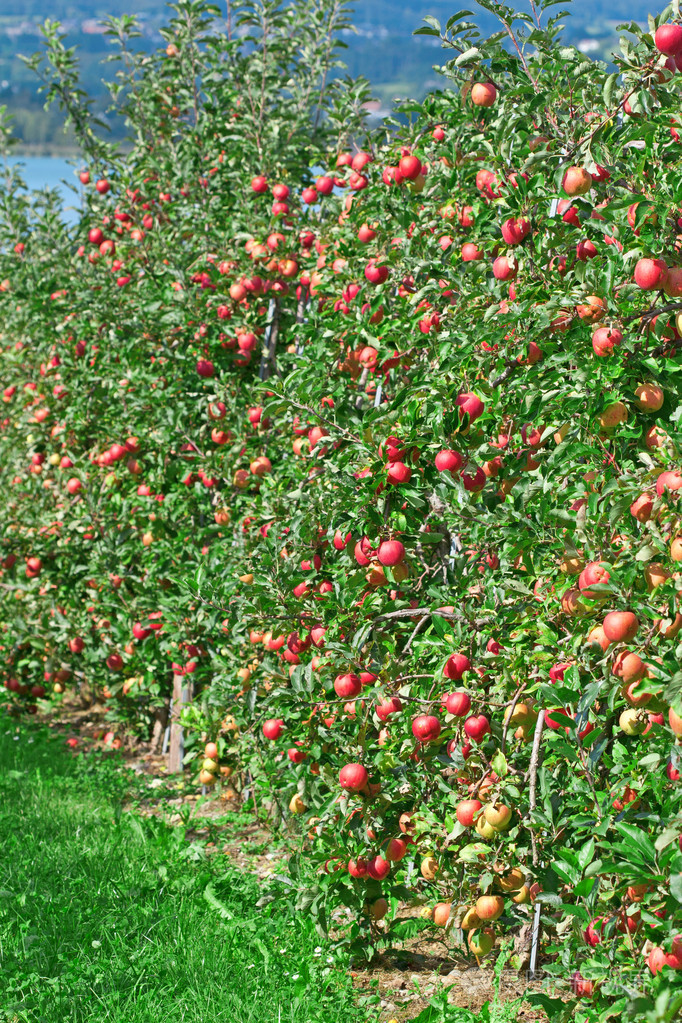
<box><xmin>435</xmin><ymin>449</ymin><xmax>463</xmax><ymax>473</ymax></box>
<box><xmin>263</xmin><ymin>718</ymin><xmax>285</xmax><ymax>740</ymax></box>
<box><xmin>562</xmin><ymin>166</ymin><xmax>592</xmax><ymax>196</ymax></box>
<box><xmin>444</xmin><ymin>692</ymin><xmax>471</xmax><ymax>717</ymax></box>
<box><xmin>456</xmin><ymin>798</ymin><xmax>482</xmax><ymax>827</ymax></box>
<box><xmin>655</xmin><ymin>23</ymin><xmax>682</xmax><ymax>56</ymax></box>
<box><xmin>412</xmin><ymin>714</ymin><xmax>441</xmax><ymax>742</ymax></box>
<box><xmin>471</xmin><ymin>83</ymin><xmax>497</xmax><ymax>107</ymax></box>
<box><xmin>339</xmin><ymin>762</ymin><xmax>368</xmax><ymax>791</ymax></box>
<box><xmin>377</xmin><ymin>540</ymin><xmax>405</xmax><ymax>566</ymax></box>
<box><xmin>603</xmin><ymin>610</ymin><xmax>639</xmax><ymax>644</ymax></box>
<box><xmin>464</xmin><ymin>715</ymin><xmax>490</xmax><ymax>741</ymax></box>
<box><xmin>634</xmin><ymin>258</ymin><xmax>668</xmax><ymax>290</ymax></box>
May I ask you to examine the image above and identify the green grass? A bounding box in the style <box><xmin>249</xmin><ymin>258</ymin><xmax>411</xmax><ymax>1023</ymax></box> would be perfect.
<box><xmin>0</xmin><ymin>721</ymin><xmax>376</xmax><ymax>1023</ymax></box>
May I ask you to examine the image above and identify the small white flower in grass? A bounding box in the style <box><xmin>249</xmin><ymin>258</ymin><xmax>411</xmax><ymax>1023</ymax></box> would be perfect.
<box><xmin>292</xmin><ymin>974</ymin><xmax>300</xmax><ymax>981</ymax></box>
<box><xmin>279</xmin><ymin>948</ymin><xmax>287</xmax><ymax>953</ymax></box>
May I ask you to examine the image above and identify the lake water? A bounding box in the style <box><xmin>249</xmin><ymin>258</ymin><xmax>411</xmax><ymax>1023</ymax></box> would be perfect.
<box><xmin>4</xmin><ymin>155</ymin><xmax>83</xmax><ymax>222</ymax></box>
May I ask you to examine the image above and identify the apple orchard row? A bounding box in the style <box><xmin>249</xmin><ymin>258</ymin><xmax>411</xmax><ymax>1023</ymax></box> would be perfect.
<box><xmin>1</xmin><ymin>1</ymin><xmax>682</xmax><ymax>1014</ymax></box>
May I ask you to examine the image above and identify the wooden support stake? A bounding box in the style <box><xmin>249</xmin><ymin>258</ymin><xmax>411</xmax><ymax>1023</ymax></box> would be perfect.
<box><xmin>150</xmin><ymin>697</ymin><xmax>170</xmax><ymax>753</ymax></box>
<box><xmin>259</xmin><ymin>298</ymin><xmax>280</xmax><ymax>382</ymax></box>
<box><xmin>169</xmin><ymin>674</ymin><xmax>192</xmax><ymax>773</ymax></box>
<box><xmin>527</xmin><ymin>710</ymin><xmax>546</xmax><ymax>980</ymax></box>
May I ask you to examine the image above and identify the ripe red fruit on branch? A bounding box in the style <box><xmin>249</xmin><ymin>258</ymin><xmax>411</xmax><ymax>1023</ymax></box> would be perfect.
<box><xmin>367</xmin><ymin>854</ymin><xmax>390</xmax><ymax>879</ymax></box>
<box><xmin>443</xmin><ymin>653</ymin><xmax>471</xmax><ymax>681</ymax></box>
<box><xmin>358</xmin><ymin>223</ymin><xmax>376</xmax><ymax>243</ymax></box>
<box><xmin>196</xmin><ymin>358</ymin><xmax>215</xmax><ymax>378</ymax></box>
<box><xmin>354</xmin><ymin>537</ymin><xmax>376</xmax><ymax>566</ymax></box>
<box><xmin>377</xmin><ymin>696</ymin><xmax>402</xmax><ymax>720</ymax></box>
<box><xmin>316</xmin><ymin>175</ymin><xmax>334</xmax><ymax>195</ymax></box>
<box><xmin>456</xmin><ymin>799</ymin><xmax>482</xmax><ymax>826</ymax></box>
<box><xmin>334</xmin><ymin>673</ymin><xmax>362</xmax><ymax>698</ymax></box>
<box><xmin>655</xmin><ymin>23</ymin><xmax>682</xmax><ymax>56</ymax></box>
<box><xmin>399</xmin><ymin>154</ymin><xmax>422</xmax><ymax>180</ymax></box>
<box><xmin>365</xmin><ymin>261</ymin><xmax>389</xmax><ymax>285</ymax></box>
<box><xmin>444</xmin><ymin>691</ymin><xmax>471</xmax><ymax>716</ymax></box>
<box><xmin>570</xmin><ymin>973</ymin><xmax>594</xmax><ymax>999</ymax></box>
<box><xmin>500</xmin><ymin>217</ymin><xmax>530</xmax><ymax>245</ymax></box>
<box><xmin>461</xmin><ymin>242</ymin><xmax>483</xmax><ymax>261</ymax></box>
<box><xmin>602</xmin><ymin>611</ymin><xmax>639</xmax><ymax>644</ymax></box>
<box><xmin>387</xmin><ymin>461</ymin><xmax>411</xmax><ymax>485</ymax></box>
<box><xmin>272</xmin><ymin>183</ymin><xmax>289</xmax><ymax>200</ymax></box>
<box><xmin>380</xmin><ymin>435</ymin><xmax>406</xmax><ymax>461</ymax></box>
<box><xmin>351</xmin><ymin>151</ymin><xmax>372</xmax><ymax>171</ymax></box>
<box><xmin>385</xmin><ymin>837</ymin><xmax>407</xmax><ymax>861</ymax></box>
<box><xmin>348</xmin><ymin>857</ymin><xmax>367</xmax><ymax>878</ymax></box>
<box><xmin>656</xmin><ymin>470</ymin><xmax>682</xmax><ymax>496</ymax></box>
<box><xmin>630</xmin><ymin>493</ymin><xmax>654</xmax><ymax>522</ymax></box>
<box><xmin>456</xmin><ymin>392</ymin><xmax>485</xmax><ymax>423</ymax></box>
<box><xmin>634</xmin><ymin>258</ymin><xmax>668</xmax><ymax>290</ymax></box>
<box><xmin>592</xmin><ymin>327</ymin><xmax>622</xmax><ymax>356</ymax></box>
<box><xmin>578</xmin><ymin>561</ymin><xmax>610</xmax><ymax>598</ymax></box>
<box><xmin>562</xmin><ymin>166</ymin><xmax>592</xmax><ymax>196</ymax></box>
<box><xmin>263</xmin><ymin>718</ymin><xmax>284</xmax><ymax>740</ymax></box>
<box><xmin>435</xmin><ymin>449</ymin><xmax>463</xmax><ymax>473</ymax></box>
<box><xmin>26</xmin><ymin>557</ymin><xmax>42</xmax><ymax>577</ymax></box>
<box><xmin>635</xmin><ymin>384</ymin><xmax>664</xmax><ymax>411</ymax></box>
<box><xmin>333</xmin><ymin>530</ymin><xmax>351</xmax><ymax>550</ymax></box>
<box><xmin>471</xmin><ymin>82</ymin><xmax>497</xmax><ymax>106</ymax></box>
<box><xmin>475</xmin><ymin>895</ymin><xmax>504</xmax><ymax>921</ymax></box>
<box><xmin>377</xmin><ymin>540</ymin><xmax>405</xmax><ymax>566</ymax></box>
<box><xmin>647</xmin><ymin>947</ymin><xmax>668</xmax><ymax>976</ymax></box>
<box><xmin>492</xmin><ymin>255</ymin><xmax>517</xmax><ymax>281</ymax></box>
<box><xmin>412</xmin><ymin>714</ymin><xmax>441</xmax><ymax>742</ymax></box>
<box><xmin>339</xmin><ymin>762</ymin><xmax>368</xmax><ymax>791</ymax></box>
<box><xmin>464</xmin><ymin>715</ymin><xmax>490</xmax><ymax>740</ymax></box>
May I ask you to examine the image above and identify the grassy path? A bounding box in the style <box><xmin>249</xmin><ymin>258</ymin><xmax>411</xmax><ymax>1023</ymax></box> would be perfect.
<box><xmin>0</xmin><ymin>721</ymin><xmax>375</xmax><ymax>1023</ymax></box>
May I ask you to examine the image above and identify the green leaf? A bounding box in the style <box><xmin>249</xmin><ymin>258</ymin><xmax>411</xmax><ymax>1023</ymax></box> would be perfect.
<box><xmin>664</xmin><ymin>673</ymin><xmax>682</xmax><ymax>715</ymax></box>
<box><xmin>454</xmin><ymin>47</ymin><xmax>482</xmax><ymax>66</ymax></box>
<box><xmin>551</xmin><ymin>859</ymin><xmax>580</xmax><ymax>885</ymax></box>
<box><xmin>671</xmin><ymin>873</ymin><xmax>682</xmax><ymax>904</ymax></box>
<box><xmin>577</xmin><ymin>837</ymin><xmax>595</xmax><ymax>872</ymax></box>
<box><xmin>613</xmin><ymin>823</ymin><xmax>657</xmax><ymax>866</ymax></box>
<box><xmin>655</xmin><ymin>828</ymin><xmax>680</xmax><ymax>852</ymax></box>
<box><xmin>446</xmin><ymin>12</ymin><xmax>475</xmax><ymax>30</ymax></box>
<box><xmin>603</xmin><ymin>72</ymin><xmax>619</xmax><ymax>108</ymax></box>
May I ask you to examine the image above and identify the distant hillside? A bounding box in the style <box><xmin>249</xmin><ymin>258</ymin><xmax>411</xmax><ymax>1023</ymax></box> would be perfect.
<box><xmin>0</xmin><ymin>0</ymin><xmax>665</xmax><ymax>152</ymax></box>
